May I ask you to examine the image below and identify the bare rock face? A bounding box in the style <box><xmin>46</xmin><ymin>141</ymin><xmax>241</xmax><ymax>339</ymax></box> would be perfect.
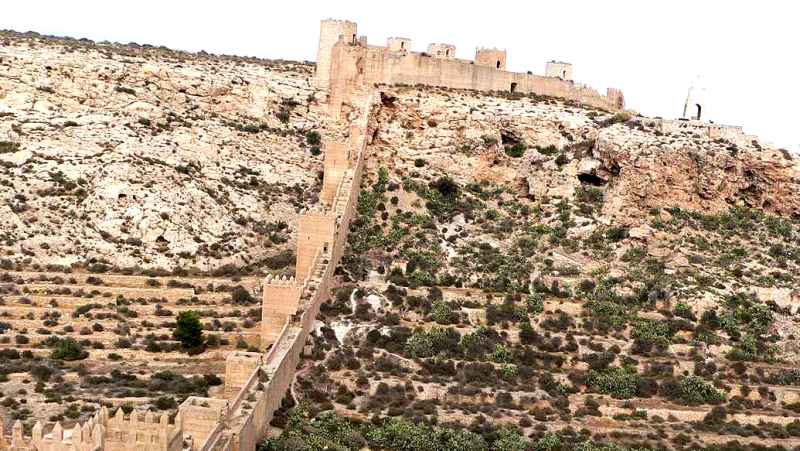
<box><xmin>0</xmin><ymin>33</ymin><xmax>329</xmax><ymax>272</ymax></box>
<box><xmin>594</xmin><ymin>125</ymin><xmax>800</xmax><ymax>221</ymax></box>
<box><xmin>375</xmin><ymin>86</ymin><xmax>799</xmax><ymax>228</ymax></box>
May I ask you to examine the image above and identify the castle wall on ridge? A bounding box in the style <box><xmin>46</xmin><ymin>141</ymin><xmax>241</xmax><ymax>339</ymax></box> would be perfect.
<box><xmin>317</xmin><ymin>19</ymin><xmax>625</xmax><ymax>112</ymax></box>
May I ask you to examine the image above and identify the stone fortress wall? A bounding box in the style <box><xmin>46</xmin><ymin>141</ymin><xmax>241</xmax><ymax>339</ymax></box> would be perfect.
<box><xmin>0</xmin><ymin>17</ymin><xmax>767</xmax><ymax>451</ymax></box>
<box><xmin>316</xmin><ymin>19</ymin><xmax>625</xmax><ymax>113</ymax></box>
<box><xmin>1</xmin><ymin>19</ymin><xmax>377</xmax><ymax>449</ymax></box>
<box><xmin>1</xmin><ymin>406</ymin><xmax>182</xmax><ymax>451</ymax></box>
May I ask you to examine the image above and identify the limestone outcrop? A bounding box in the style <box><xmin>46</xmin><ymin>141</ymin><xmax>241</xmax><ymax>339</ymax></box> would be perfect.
<box><xmin>0</xmin><ymin>32</ymin><xmax>327</xmax><ymax>272</ymax></box>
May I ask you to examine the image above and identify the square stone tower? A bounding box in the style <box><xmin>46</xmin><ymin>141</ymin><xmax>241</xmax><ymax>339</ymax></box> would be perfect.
<box><xmin>427</xmin><ymin>43</ymin><xmax>456</xmax><ymax>59</ymax></box>
<box><xmin>316</xmin><ymin>19</ymin><xmax>358</xmax><ymax>88</ymax></box>
<box><xmin>387</xmin><ymin>37</ymin><xmax>412</xmax><ymax>53</ymax></box>
<box><xmin>545</xmin><ymin>61</ymin><xmax>573</xmax><ymax>80</ymax></box>
<box><xmin>475</xmin><ymin>48</ymin><xmax>507</xmax><ymax>70</ymax></box>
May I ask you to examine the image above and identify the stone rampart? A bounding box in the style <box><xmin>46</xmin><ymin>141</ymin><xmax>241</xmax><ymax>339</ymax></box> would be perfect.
<box><xmin>1</xmin><ymin>406</ymin><xmax>182</xmax><ymax>451</ymax></box>
<box><xmin>321</xmin><ymin>19</ymin><xmax>624</xmax><ymax>113</ymax></box>
<box><xmin>205</xmin><ymin>87</ymin><xmax>377</xmax><ymax>451</ymax></box>
<box><xmin>2</xmin><ymin>19</ymin><xmax>377</xmax><ymax>451</ymax></box>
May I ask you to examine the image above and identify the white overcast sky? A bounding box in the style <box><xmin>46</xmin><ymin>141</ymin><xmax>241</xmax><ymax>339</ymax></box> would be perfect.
<box><xmin>4</xmin><ymin>1</ymin><xmax>798</xmax><ymax>151</ymax></box>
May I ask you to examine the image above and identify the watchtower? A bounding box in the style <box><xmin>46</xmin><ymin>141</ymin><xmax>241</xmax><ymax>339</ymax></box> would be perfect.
<box><xmin>387</xmin><ymin>37</ymin><xmax>412</xmax><ymax>53</ymax></box>
<box><xmin>546</xmin><ymin>61</ymin><xmax>573</xmax><ymax>81</ymax></box>
<box><xmin>475</xmin><ymin>48</ymin><xmax>507</xmax><ymax>70</ymax></box>
<box><xmin>316</xmin><ymin>19</ymin><xmax>358</xmax><ymax>88</ymax></box>
<box><xmin>428</xmin><ymin>43</ymin><xmax>456</xmax><ymax>59</ymax></box>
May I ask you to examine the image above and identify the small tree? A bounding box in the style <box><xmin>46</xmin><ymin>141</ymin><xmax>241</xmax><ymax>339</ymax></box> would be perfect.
<box><xmin>173</xmin><ymin>311</ymin><xmax>204</xmax><ymax>351</ymax></box>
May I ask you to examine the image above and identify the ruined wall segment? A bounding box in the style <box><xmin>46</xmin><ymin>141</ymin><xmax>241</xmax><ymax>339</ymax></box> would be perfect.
<box><xmin>427</xmin><ymin>43</ymin><xmax>456</xmax><ymax>59</ymax></box>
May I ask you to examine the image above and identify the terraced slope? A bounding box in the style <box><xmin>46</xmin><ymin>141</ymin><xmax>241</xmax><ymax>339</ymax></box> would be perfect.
<box><xmin>0</xmin><ymin>270</ymin><xmax>261</xmax><ymax>425</ymax></box>
<box><xmin>271</xmin><ymin>86</ymin><xmax>800</xmax><ymax>451</ymax></box>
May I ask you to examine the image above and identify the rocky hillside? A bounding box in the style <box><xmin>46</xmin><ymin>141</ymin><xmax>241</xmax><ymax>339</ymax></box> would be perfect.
<box><xmin>3</xmin><ymin>31</ymin><xmax>800</xmax><ymax>451</ymax></box>
<box><xmin>0</xmin><ymin>32</ymin><xmax>329</xmax><ymax>274</ymax></box>
<box><xmin>276</xmin><ymin>86</ymin><xmax>800</xmax><ymax>451</ymax></box>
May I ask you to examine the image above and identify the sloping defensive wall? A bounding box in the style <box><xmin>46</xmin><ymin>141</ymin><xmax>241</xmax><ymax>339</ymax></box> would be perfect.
<box><xmin>188</xmin><ymin>87</ymin><xmax>377</xmax><ymax>451</ymax></box>
<box><xmin>1</xmin><ymin>56</ymin><xmax>377</xmax><ymax>451</ymax></box>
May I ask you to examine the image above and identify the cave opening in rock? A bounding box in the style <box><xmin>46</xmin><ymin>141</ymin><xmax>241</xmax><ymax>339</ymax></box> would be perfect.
<box><xmin>578</xmin><ymin>173</ymin><xmax>607</xmax><ymax>186</ymax></box>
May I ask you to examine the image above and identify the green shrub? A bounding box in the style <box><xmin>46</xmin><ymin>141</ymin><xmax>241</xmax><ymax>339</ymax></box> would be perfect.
<box><xmin>431</xmin><ymin>300</ymin><xmax>457</xmax><ymax>325</ymax></box>
<box><xmin>276</xmin><ymin>109</ymin><xmax>290</xmax><ymax>124</ymax></box>
<box><xmin>154</xmin><ymin>396</ymin><xmax>177</xmax><ymax>410</ymax></box>
<box><xmin>305</xmin><ymin>130</ymin><xmax>321</xmax><ymax>146</ymax></box>
<box><xmin>535</xmin><ymin>145</ymin><xmax>558</xmax><ymax>156</ymax></box>
<box><xmin>575</xmin><ymin>186</ymin><xmax>604</xmax><ymax>205</ymax></box>
<box><xmin>231</xmin><ymin>286</ymin><xmax>255</xmax><ymax>305</ymax></box>
<box><xmin>586</xmin><ymin>366</ymin><xmax>641</xmax><ymax>399</ymax></box>
<box><xmin>505</xmin><ymin>143</ymin><xmax>526</xmax><ymax>158</ymax></box>
<box><xmin>673</xmin><ymin>376</ymin><xmax>726</xmax><ymax>405</ymax></box>
<box><xmin>404</xmin><ymin>327</ymin><xmax>460</xmax><ymax>358</ymax></box>
<box><xmin>50</xmin><ymin>338</ymin><xmax>88</xmax><ymax>361</ymax></box>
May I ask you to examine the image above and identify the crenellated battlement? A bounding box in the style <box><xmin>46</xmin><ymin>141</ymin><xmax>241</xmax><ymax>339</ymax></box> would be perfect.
<box><xmin>0</xmin><ymin>405</ymin><xmax>181</xmax><ymax>451</ymax></box>
<box><xmin>319</xmin><ymin>19</ymin><xmax>625</xmax><ymax>113</ymax></box>
<box><xmin>2</xmin><ymin>416</ymin><xmax>103</xmax><ymax>451</ymax></box>
<box><xmin>262</xmin><ymin>274</ymin><xmax>296</xmax><ymax>287</ymax></box>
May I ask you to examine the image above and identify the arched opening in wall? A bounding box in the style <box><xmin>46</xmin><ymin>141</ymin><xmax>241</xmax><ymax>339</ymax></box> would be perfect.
<box><xmin>445</xmin><ymin>49</ymin><xmax>450</xmax><ymax>57</ymax></box>
<box><xmin>496</xmin><ymin>60</ymin><xmax>501</xmax><ymax>69</ymax></box>
<box><xmin>695</xmin><ymin>104</ymin><xmax>702</xmax><ymax>120</ymax></box>
<box><xmin>562</xmin><ymin>70</ymin><xmax>567</xmax><ymax>79</ymax></box>
<box><xmin>401</xmin><ymin>42</ymin><xmax>405</xmax><ymax>50</ymax></box>
<box><xmin>352</xmin><ymin>34</ymin><xmax>356</xmax><ymax>44</ymax></box>
<box><xmin>510</xmin><ymin>82</ymin><xmax>518</xmax><ymax>93</ymax></box>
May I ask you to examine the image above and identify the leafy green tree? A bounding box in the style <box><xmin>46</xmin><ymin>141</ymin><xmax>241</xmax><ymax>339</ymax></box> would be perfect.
<box><xmin>173</xmin><ymin>311</ymin><xmax>204</xmax><ymax>350</ymax></box>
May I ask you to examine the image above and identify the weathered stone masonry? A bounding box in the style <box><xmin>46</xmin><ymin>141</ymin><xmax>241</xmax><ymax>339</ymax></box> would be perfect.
<box><xmin>0</xmin><ymin>17</ymin><xmax>667</xmax><ymax>451</ymax></box>
<box><xmin>1</xmin><ymin>32</ymin><xmax>377</xmax><ymax>451</ymax></box>
<box><xmin>317</xmin><ymin>19</ymin><xmax>626</xmax><ymax>114</ymax></box>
